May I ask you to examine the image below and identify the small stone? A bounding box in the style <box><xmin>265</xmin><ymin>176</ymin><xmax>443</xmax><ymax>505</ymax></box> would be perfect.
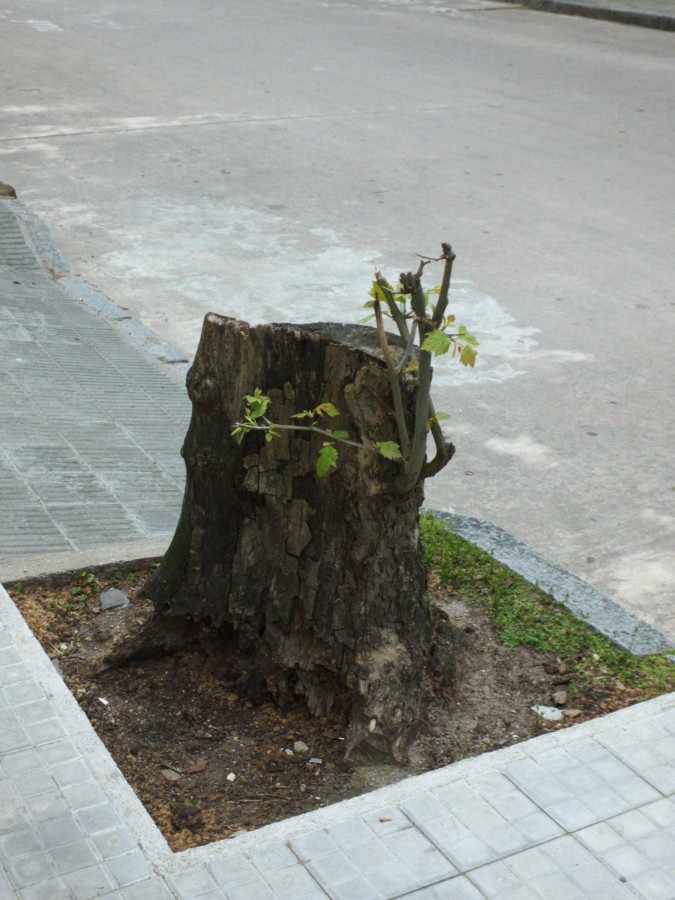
<box><xmin>160</xmin><ymin>769</ymin><xmax>181</xmax><ymax>782</ymax></box>
<box><xmin>226</xmin><ymin>772</ymin><xmax>236</xmax><ymax>782</ymax></box>
<box><xmin>563</xmin><ymin>708</ymin><xmax>583</xmax><ymax>718</ymax></box>
<box><xmin>100</xmin><ymin>588</ymin><xmax>130</xmax><ymax>610</ymax></box>
<box><xmin>531</xmin><ymin>704</ymin><xmax>564</xmax><ymax>722</ymax></box>
<box><xmin>309</xmin><ymin>757</ymin><xmax>323</xmax><ymax>765</ymax></box>
<box><xmin>283</xmin><ymin>748</ymin><xmax>294</xmax><ymax>757</ymax></box>
<box><xmin>553</xmin><ymin>690</ymin><xmax>568</xmax><ymax>706</ymax></box>
<box><xmin>293</xmin><ymin>741</ymin><xmax>309</xmax><ymax>753</ymax></box>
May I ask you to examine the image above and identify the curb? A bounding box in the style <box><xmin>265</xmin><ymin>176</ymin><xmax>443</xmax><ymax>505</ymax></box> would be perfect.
<box><xmin>436</xmin><ymin>512</ymin><xmax>673</xmax><ymax>657</ymax></box>
<box><xmin>0</xmin><ymin>196</ymin><xmax>191</xmax><ymax>381</ymax></box>
<box><xmin>505</xmin><ymin>0</ymin><xmax>675</xmax><ymax>29</ymax></box>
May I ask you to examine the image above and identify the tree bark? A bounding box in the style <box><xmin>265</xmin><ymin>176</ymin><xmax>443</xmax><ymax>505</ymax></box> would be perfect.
<box><xmin>145</xmin><ymin>315</ymin><xmax>451</xmax><ymax>761</ymax></box>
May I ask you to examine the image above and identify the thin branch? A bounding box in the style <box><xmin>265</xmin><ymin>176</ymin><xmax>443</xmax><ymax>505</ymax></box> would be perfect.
<box><xmin>399</xmin><ymin>347</ymin><xmax>433</xmax><ymax>491</ymax></box>
<box><xmin>373</xmin><ymin>299</ymin><xmax>411</xmax><ymax>459</ymax></box>
<box><xmin>234</xmin><ymin>420</ymin><xmax>367</xmax><ymax>451</ymax></box>
<box><xmin>375</xmin><ymin>274</ymin><xmax>409</xmax><ymax>342</ymax></box>
<box><xmin>427</xmin><ymin>400</ymin><xmax>446</xmax><ymax>456</ymax></box>
<box><xmin>421</xmin><ymin>440</ymin><xmax>456</xmax><ymax>479</ymax></box>
<box><xmin>431</xmin><ymin>243</ymin><xmax>456</xmax><ymax>328</ymax></box>
<box><xmin>395</xmin><ymin>319</ymin><xmax>418</xmax><ymax>375</ymax></box>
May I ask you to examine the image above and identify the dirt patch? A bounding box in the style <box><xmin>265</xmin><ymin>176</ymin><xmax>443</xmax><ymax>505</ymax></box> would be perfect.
<box><xmin>9</xmin><ymin>565</ymin><xmax>643</xmax><ymax>852</ymax></box>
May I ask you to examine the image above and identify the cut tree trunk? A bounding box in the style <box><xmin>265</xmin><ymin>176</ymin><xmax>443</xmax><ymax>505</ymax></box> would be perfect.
<box><xmin>144</xmin><ymin>315</ymin><xmax>452</xmax><ymax>761</ymax></box>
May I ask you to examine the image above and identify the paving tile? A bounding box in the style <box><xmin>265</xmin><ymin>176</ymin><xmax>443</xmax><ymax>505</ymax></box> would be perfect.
<box><xmin>0</xmin><ymin>725</ymin><xmax>32</xmax><ymax>754</ymax></box>
<box><xmin>0</xmin><ymin>827</ymin><xmax>43</xmax><ymax>861</ymax></box>
<box><xmin>63</xmin><ymin>780</ymin><xmax>108</xmax><ymax>812</ymax></box>
<box><xmin>19</xmin><ymin>875</ymin><xmax>75</xmax><ymax>899</ymax></box>
<box><xmin>405</xmin><ymin>876</ymin><xmax>485</xmax><ymax>899</ymax></box>
<box><xmin>5</xmin><ymin>850</ymin><xmax>56</xmax><ymax>889</ymax></box>
<box><xmin>62</xmin><ymin>862</ymin><xmax>116</xmax><ymax>899</ymax></box>
<box><xmin>3</xmin><ymin>680</ymin><xmax>45</xmax><ymax>705</ymax></box>
<box><xmin>222</xmin><ymin>879</ymin><xmax>274</xmax><ymax>899</ymax></box>
<box><xmin>248</xmin><ymin>840</ymin><xmax>297</xmax><ymax>873</ymax></box>
<box><xmin>305</xmin><ymin>848</ymin><xmax>361</xmax><ymax>888</ymax></box>
<box><xmin>259</xmin><ymin>863</ymin><xmax>327</xmax><ymax>899</ymax></box>
<box><xmin>208</xmin><ymin>853</ymin><xmax>258</xmax><ymax>887</ymax></box>
<box><xmin>37</xmin><ymin>739</ymin><xmax>79</xmax><ymax>767</ymax></box>
<box><xmin>24</xmin><ymin>716</ymin><xmax>67</xmax><ymax>745</ymax></box>
<box><xmin>37</xmin><ymin>813</ymin><xmax>85</xmax><ymax>848</ymax></box>
<box><xmin>49</xmin><ymin>837</ymin><xmax>98</xmax><ymax>875</ymax></box>
<box><xmin>642</xmin><ymin>795</ymin><xmax>675</xmax><ymax>828</ymax></box>
<box><xmin>169</xmin><ymin>865</ymin><xmax>223</xmax><ymax>897</ymax></box>
<box><xmin>22</xmin><ymin>790</ymin><xmax>69</xmax><ymax>824</ymax></box>
<box><xmin>123</xmin><ymin>877</ymin><xmax>176</xmax><ymax>899</ymax></box>
<box><xmin>106</xmin><ymin>849</ymin><xmax>154</xmax><ymax>887</ymax></box>
<box><xmin>290</xmin><ymin>828</ymin><xmax>340</xmax><ymax>862</ymax></box>
<box><xmin>12</xmin><ymin>769</ymin><xmax>56</xmax><ymax>798</ymax></box>
<box><xmin>50</xmin><ymin>757</ymin><xmax>93</xmax><ymax>789</ymax></box>
<box><xmin>93</xmin><ymin>826</ymin><xmax>138</xmax><ymax>860</ymax></box>
<box><xmin>1</xmin><ymin>747</ymin><xmax>43</xmax><ymax>777</ymax></box>
<box><xmin>0</xmin><ymin>800</ymin><xmax>28</xmax><ymax>836</ymax></box>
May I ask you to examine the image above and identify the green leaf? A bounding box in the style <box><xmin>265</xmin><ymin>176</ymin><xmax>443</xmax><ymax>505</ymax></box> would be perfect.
<box><xmin>244</xmin><ymin>391</ymin><xmax>271</xmax><ymax>420</ymax></box>
<box><xmin>458</xmin><ymin>325</ymin><xmax>479</xmax><ymax>346</ymax></box>
<box><xmin>291</xmin><ymin>410</ymin><xmax>314</xmax><ymax>420</ymax></box>
<box><xmin>316</xmin><ymin>443</ymin><xmax>338</xmax><ymax>478</ymax></box>
<box><xmin>433</xmin><ymin>411</ymin><xmax>451</xmax><ymax>421</ymax></box>
<box><xmin>315</xmin><ymin>402</ymin><xmax>339</xmax><ymax>418</ymax></box>
<box><xmin>459</xmin><ymin>344</ymin><xmax>478</xmax><ymax>367</ymax></box>
<box><xmin>421</xmin><ymin>329</ymin><xmax>452</xmax><ymax>356</ymax></box>
<box><xmin>375</xmin><ymin>440</ymin><xmax>402</xmax><ymax>460</ymax></box>
<box><xmin>369</xmin><ymin>282</ymin><xmax>388</xmax><ymax>305</ymax></box>
<box><xmin>331</xmin><ymin>429</ymin><xmax>350</xmax><ymax>440</ymax></box>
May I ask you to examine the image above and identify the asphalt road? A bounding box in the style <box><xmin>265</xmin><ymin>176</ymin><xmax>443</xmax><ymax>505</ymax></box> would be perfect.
<box><xmin>1</xmin><ymin>0</ymin><xmax>673</xmax><ymax>640</ymax></box>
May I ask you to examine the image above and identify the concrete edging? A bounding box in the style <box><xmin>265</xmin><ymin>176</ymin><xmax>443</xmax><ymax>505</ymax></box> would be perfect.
<box><xmin>503</xmin><ymin>0</ymin><xmax>675</xmax><ymax>30</ymax></box>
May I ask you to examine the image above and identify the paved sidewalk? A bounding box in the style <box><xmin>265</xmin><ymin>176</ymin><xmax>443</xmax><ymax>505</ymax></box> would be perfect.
<box><xmin>1</xmin><ymin>199</ymin><xmax>674</xmax><ymax>898</ymax></box>
<box><xmin>0</xmin><ymin>200</ymin><xmax>189</xmax><ymax>569</ymax></box>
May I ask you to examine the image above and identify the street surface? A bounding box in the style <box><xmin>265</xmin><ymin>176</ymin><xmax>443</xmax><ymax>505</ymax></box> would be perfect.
<box><xmin>1</xmin><ymin>0</ymin><xmax>673</xmax><ymax>639</ymax></box>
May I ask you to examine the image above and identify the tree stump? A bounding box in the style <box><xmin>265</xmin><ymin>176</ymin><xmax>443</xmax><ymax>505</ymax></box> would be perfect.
<box><xmin>145</xmin><ymin>314</ymin><xmax>451</xmax><ymax>761</ymax></box>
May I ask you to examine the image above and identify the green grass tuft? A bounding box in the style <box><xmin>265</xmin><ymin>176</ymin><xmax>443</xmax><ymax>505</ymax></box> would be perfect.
<box><xmin>420</xmin><ymin>512</ymin><xmax>675</xmax><ymax>697</ymax></box>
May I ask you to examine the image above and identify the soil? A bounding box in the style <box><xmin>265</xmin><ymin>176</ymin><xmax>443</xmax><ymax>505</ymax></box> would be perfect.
<box><xmin>9</xmin><ymin>565</ymin><xmax>644</xmax><ymax>852</ymax></box>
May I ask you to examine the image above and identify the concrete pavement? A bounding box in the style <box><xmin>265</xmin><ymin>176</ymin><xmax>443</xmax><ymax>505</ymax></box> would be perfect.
<box><xmin>1</xmin><ymin>198</ymin><xmax>675</xmax><ymax>897</ymax></box>
<box><xmin>0</xmin><ymin>199</ymin><xmax>189</xmax><ymax>565</ymax></box>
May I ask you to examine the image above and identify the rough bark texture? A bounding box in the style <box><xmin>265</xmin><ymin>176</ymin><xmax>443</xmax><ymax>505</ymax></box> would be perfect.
<box><xmin>146</xmin><ymin>315</ymin><xmax>448</xmax><ymax>760</ymax></box>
